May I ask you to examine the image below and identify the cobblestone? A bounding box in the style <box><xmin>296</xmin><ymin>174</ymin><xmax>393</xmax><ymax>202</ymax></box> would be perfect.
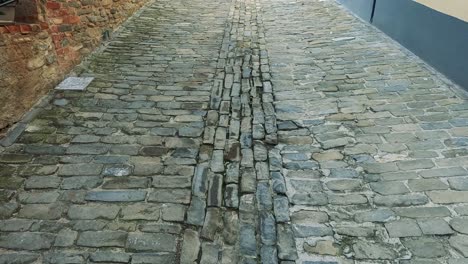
<box><xmin>77</xmin><ymin>231</ymin><xmax>127</xmax><ymax>248</ymax></box>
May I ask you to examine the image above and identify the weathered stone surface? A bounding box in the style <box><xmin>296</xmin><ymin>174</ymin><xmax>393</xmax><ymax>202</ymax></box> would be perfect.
<box><xmin>418</xmin><ymin>218</ymin><xmax>454</xmax><ymax>235</ymax></box>
<box><xmin>186</xmin><ymin>196</ymin><xmax>206</xmax><ymax>226</ymax></box>
<box><xmin>200</xmin><ymin>242</ymin><xmax>220</xmax><ymax>264</ymax></box>
<box><xmin>0</xmin><ymin>202</ymin><xmax>19</xmax><ymax>219</ymax></box>
<box><xmin>192</xmin><ymin>165</ymin><xmax>209</xmax><ymax>197</ymax></box>
<box><xmin>448</xmin><ymin>259</ymin><xmax>468</xmax><ymax>264</ymax></box>
<box><xmin>0</xmin><ymin>253</ymin><xmax>40</xmax><ymax>264</ymax></box>
<box><xmin>419</xmin><ymin>167</ymin><xmax>467</xmax><ymax>178</ymax></box>
<box><xmin>90</xmin><ymin>252</ymin><xmax>131</xmax><ymax>263</ymax></box>
<box><xmin>240</xmin><ymin>224</ymin><xmax>257</xmax><ymax>257</ymax></box>
<box><xmin>277</xmin><ymin>224</ymin><xmax>298</xmax><ymax>260</ymax></box>
<box><xmin>207</xmin><ymin>174</ymin><xmax>223</xmax><ymax>207</ymax></box>
<box><xmin>180</xmin><ymin>229</ymin><xmax>201</xmax><ymax>264</ymax></box>
<box><xmin>257</xmin><ymin>181</ymin><xmax>273</xmax><ymax>211</ymax></box>
<box><xmin>54</xmin><ymin>228</ymin><xmax>78</xmax><ymax>247</ymax></box>
<box><xmin>0</xmin><ymin>232</ymin><xmax>55</xmax><ymax>250</ymax></box>
<box><xmin>19</xmin><ymin>191</ymin><xmax>60</xmax><ymax>204</ymax></box>
<box><xmin>148</xmin><ymin>189</ymin><xmax>190</xmax><ymax>204</ymax></box>
<box><xmin>292</xmin><ymin>210</ymin><xmax>329</xmax><ymax>224</ymax></box>
<box><xmin>397</xmin><ymin>159</ymin><xmax>435</xmax><ymax>170</ymax></box>
<box><xmin>131</xmin><ymin>253</ymin><xmax>176</xmax><ymax>264</ymax></box>
<box><xmin>304</xmin><ymin>240</ymin><xmax>339</xmax><ymax>256</ymax></box>
<box><xmin>121</xmin><ymin>204</ymin><xmax>160</xmax><ymax>220</ymax></box>
<box><xmin>103</xmin><ymin>177</ymin><xmax>149</xmax><ymax>189</ymax></box>
<box><xmin>61</xmin><ymin>176</ymin><xmax>102</xmax><ymax>190</ymax></box>
<box><xmin>328</xmin><ymin>194</ymin><xmax>368</xmax><ymax>205</ymax></box>
<box><xmin>138</xmin><ymin>223</ymin><xmax>182</xmax><ymax>234</ymax></box>
<box><xmin>403</xmin><ymin>237</ymin><xmax>447</xmax><ymax>258</ymax></box>
<box><xmin>290</xmin><ymin>179</ymin><xmax>322</xmax><ymax>193</ymax></box>
<box><xmin>0</xmin><ymin>219</ymin><xmax>33</xmax><ymax>232</ymax></box>
<box><xmin>25</xmin><ymin>176</ymin><xmax>62</xmax><ymax>189</ymax></box>
<box><xmin>43</xmin><ymin>252</ymin><xmax>85</xmax><ymax>264</ymax></box>
<box><xmin>162</xmin><ymin>204</ymin><xmax>186</xmax><ymax>222</ymax></box>
<box><xmin>450</xmin><ymin>235</ymin><xmax>468</xmax><ymax>257</ymax></box>
<box><xmin>223</xmin><ymin>211</ymin><xmax>239</xmax><ymax>245</ymax></box>
<box><xmin>385</xmin><ymin>219</ymin><xmax>422</xmax><ymax>237</ymax></box>
<box><xmin>261</xmin><ymin>246</ymin><xmax>279</xmax><ymax>264</ymax></box>
<box><xmin>102</xmin><ymin>164</ymin><xmax>133</xmax><ymax>177</ymax></box>
<box><xmin>77</xmin><ymin>231</ymin><xmax>127</xmax><ymax>247</ymax></box>
<box><xmin>394</xmin><ymin>206</ymin><xmax>451</xmax><ymax>218</ymax></box>
<box><xmin>292</xmin><ymin>224</ymin><xmax>333</xmax><ymax>238</ymax></box>
<box><xmin>260</xmin><ymin>212</ymin><xmax>277</xmax><ymax>245</ymax></box>
<box><xmin>226</xmin><ymin>162</ymin><xmax>240</xmax><ymax>183</ymax></box>
<box><xmin>408</xmin><ymin>179</ymin><xmax>449</xmax><ymax>191</ymax></box>
<box><xmin>225</xmin><ymin>184</ymin><xmax>239</xmax><ymax>208</ymax></box>
<box><xmin>448</xmin><ymin>178</ymin><xmax>468</xmax><ymax>191</ymax></box>
<box><xmin>353</xmin><ymin>240</ymin><xmax>398</xmax><ymax>260</ymax></box>
<box><xmin>241</xmin><ymin>168</ymin><xmax>257</xmax><ymax>194</ymax></box>
<box><xmin>335</xmin><ymin>226</ymin><xmax>375</xmax><ymax>237</ymax></box>
<box><xmin>127</xmin><ymin>233</ymin><xmax>177</xmax><ymax>252</ymax></box>
<box><xmin>18</xmin><ymin>204</ymin><xmax>64</xmax><ymax>220</ymax></box>
<box><xmin>370</xmin><ymin>181</ymin><xmax>410</xmax><ymax>195</ymax></box>
<box><xmin>362</xmin><ymin>163</ymin><xmax>398</xmax><ymax>174</ymax></box>
<box><xmin>68</xmin><ymin>204</ymin><xmax>120</xmax><ymax>220</ymax></box>
<box><xmin>329</xmin><ymin>168</ymin><xmax>359</xmax><ymax>178</ymax></box>
<box><xmin>374</xmin><ymin>194</ymin><xmax>428</xmax><ymax>207</ymax></box>
<box><xmin>427</xmin><ymin>191</ymin><xmax>468</xmax><ymax>204</ymax></box>
<box><xmin>290</xmin><ymin>193</ymin><xmax>328</xmax><ymax>206</ymax></box>
<box><xmin>451</xmin><ymin>218</ymin><xmax>468</xmax><ymax>234</ymax></box>
<box><xmin>85</xmin><ymin>190</ymin><xmax>147</xmax><ymax>202</ymax></box>
<box><xmin>354</xmin><ymin>209</ymin><xmax>395</xmax><ymax>222</ymax></box>
<box><xmin>274</xmin><ymin>196</ymin><xmax>290</xmax><ymax>222</ymax></box>
<box><xmin>201</xmin><ymin>208</ymin><xmax>222</xmax><ymax>241</ymax></box>
<box><xmin>152</xmin><ymin>176</ymin><xmax>191</xmax><ymax>189</ymax></box>
<box><xmin>325</xmin><ymin>179</ymin><xmax>361</xmax><ymax>191</ymax></box>
<box><xmin>211</xmin><ymin>150</ymin><xmax>225</xmax><ymax>172</ymax></box>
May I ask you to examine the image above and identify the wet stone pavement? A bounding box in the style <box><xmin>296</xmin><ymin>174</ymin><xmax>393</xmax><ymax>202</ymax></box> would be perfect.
<box><xmin>0</xmin><ymin>0</ymin><xmax>468</xmax><ymax>263</ymax></box>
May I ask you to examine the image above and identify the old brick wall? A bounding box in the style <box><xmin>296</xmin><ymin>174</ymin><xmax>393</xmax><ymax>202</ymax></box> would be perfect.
<box><xmin>0</xmin><ymin>0</ymin><xmax>150</xmax><ymax>133</ymax></box>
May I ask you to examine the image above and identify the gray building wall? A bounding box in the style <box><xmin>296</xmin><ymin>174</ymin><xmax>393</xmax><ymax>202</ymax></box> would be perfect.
<box><xmin>336</xmin><ymin>0</ymin><xmax>468</xmax><ymax>90</ymax></box>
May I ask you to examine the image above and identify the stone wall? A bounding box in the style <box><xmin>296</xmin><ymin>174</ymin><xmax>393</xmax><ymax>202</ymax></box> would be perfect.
<box><xmin>0</xmin><ymin>0</ymin><xmax>149</xmax><ymax>133</ymax></box>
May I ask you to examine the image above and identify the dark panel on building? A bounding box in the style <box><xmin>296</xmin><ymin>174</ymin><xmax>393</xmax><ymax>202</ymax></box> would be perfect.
<box><xmin>336</xmin><ymin>0</ymin><xmax>374</xmax><ymax>22</ymax></box>
<box><xmin>372</xmin><ymin>0</ymin><xmax>468</xmax><ymax>90</ymax></box>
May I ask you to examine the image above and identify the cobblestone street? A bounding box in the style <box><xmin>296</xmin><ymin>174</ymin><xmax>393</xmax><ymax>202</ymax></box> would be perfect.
<box><xmin>1</xmin><ymin>0</ymin><xmax>468</xmax><ymax>263</ymax></box>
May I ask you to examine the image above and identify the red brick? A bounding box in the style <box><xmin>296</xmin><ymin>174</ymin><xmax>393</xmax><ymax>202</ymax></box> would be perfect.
<box><xmin>58</xmin><ymin>9</ymin><xmax>69</xmax><ymax>16</ymax></box>
<box><xmin>51</xmin><ymin>34</ymin><xmax>63</xmax><ymax>44</ymax></box>
<box><xmin>49</xmin><ymin>25</ymin><xmax>59</xmax><ymax>33</ymax></box>
<box><xmin>46</xmin><ymin>2</ymin><xmax>61</xmax><ymax>10</ymax></box>
<box><xmin>5</xmin><ymin>25</ymin><xmax>20</xmax><ymax>33</ymax></box>
<box><xmin>19</xmin><ymin>25</ymin><xmax>33</xmax><ymax>34</ymax></box>
<box><xmin>64</xmin><ymin>15</ymin><xmax>80</xmax><ymax>24</ymax></box>
<box><xmin>55</xmin><ymin>48</ymin><xmax>65</xmax><ymax>55</ymax></box>
<box><xmin>40</xmin><ymin>22</ymin><xmax>49</xmax><ymax>30</ymax></box>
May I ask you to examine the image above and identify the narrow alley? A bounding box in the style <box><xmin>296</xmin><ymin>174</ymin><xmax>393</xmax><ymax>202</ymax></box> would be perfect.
<box><xmin>1</xmin><ymin>0</ymin><xmax>467</xmax><ymax>263</ymax></box>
